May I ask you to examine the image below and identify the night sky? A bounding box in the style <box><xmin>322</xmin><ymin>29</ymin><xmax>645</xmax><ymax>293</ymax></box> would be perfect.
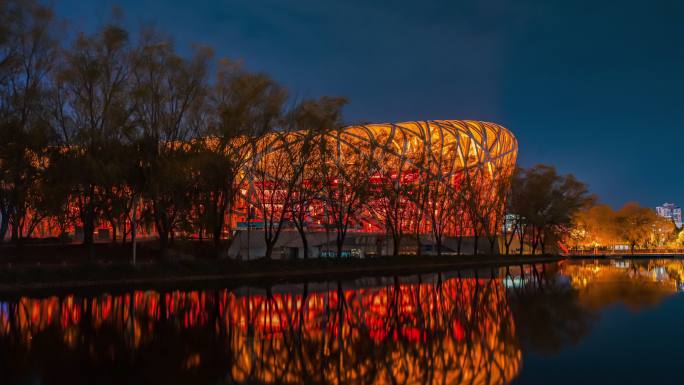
<box><xmin>54</xmin><ymin>0</ymin><xmax>684</xmax><ymax>208</ymax></box>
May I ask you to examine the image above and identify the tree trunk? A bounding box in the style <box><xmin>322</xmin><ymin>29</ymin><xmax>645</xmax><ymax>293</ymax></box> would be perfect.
<box><xmin>415</xmin><ymin>231</ymin><xmax>422</xmax><ymax>257</ymax></box>
<box><xmin>213</xmin><ymin>222</ymin><xmax>223</xmax><ymax>257</ymax></box>
<box><xmin>392</xmin><ymin>234</ymin><xmax>400</xmax><ymax>257</ymax></box>
<box><xmin>531</xmin><ymin>228</ymin><xmax>538</xmax><ymax>255</ymax></box>
<box><xmin>212</xmin><ymin>202</ymin><xmax>225</xmax><ymax>256</ymax></box>
<box><xmin>518</xmin><ymin>225</ymin><xmax>526</xmax><ymax>256</ymax></box>
<box><xmin>296</xmin><ymin>224</ymin><xmax>309</xmax><ymax>259</ymax></box>
<box><xmin>110</xmin><ymin>221</ymin><xmax>117</xmax><ymax>244</ymax></box>
<box><xmin>504</xmin><ymin>223</ymin><xmax>517</xmax><ymax>256</ymax></box>
<box><xmin>264</xmin><ymin>242</ymin><xmax>274</xmax><ymax>260</ymax></box>
<box><xmin>154</xmin><ymin>200</ymin><xmax>172</xmax><ymax>257</ymax></box>
<box><xmin>83</xmin><ymin>212</ymin><xmax>94</xmax><ymax>245</ymax></box>
<box><xmin>336</xmin><ymin>234</ymin><xmax>345</xmax><ymax>259</ymax></box>
<box><xmin>122</xmin><ymin>221</ymin><xmax>128</xmax><ymax>245</ymax></box>
<box><xmin>11</xmin><ymin>221</ymin><xmax>18</xmax><ymax>243</ymax></box>
<box><xmin>82</xmin><ymin>185</ymin><xmax>96</xmax><ymax>250</ymax></box>
<box><xmin>0</xmin><ymin>207</ymin><xmax>9</xmax><ymax>242</ymax></box>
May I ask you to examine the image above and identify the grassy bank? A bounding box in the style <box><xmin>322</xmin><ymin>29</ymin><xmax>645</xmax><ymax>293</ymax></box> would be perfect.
<box><xmin>0</xmin><ymin>242</ymin><xmax>564</xmax><ymax>296</ymax></box>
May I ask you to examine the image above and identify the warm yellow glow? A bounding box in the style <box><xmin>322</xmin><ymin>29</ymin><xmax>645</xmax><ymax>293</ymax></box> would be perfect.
<box><xmin>0</xmin><ymin>277</ymin><xmax>521</xmax><ymax>385</ymax></box>
<box><xmin>236</xmin><ymin>120</ymin><xmax>518</xmax><ymax>235</ymax></box>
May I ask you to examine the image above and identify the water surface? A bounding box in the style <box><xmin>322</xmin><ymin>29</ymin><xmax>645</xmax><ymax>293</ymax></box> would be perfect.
<box><xmin>1</xmin><ymin>258</ymin><xmax>683</xmax><ymax>385</ymax></box>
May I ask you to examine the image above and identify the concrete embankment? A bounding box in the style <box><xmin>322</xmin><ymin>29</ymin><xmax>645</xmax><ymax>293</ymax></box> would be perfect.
<box><xmin>0</xmin><ymin>254</ymin><xmax>565</xmax><ymax>297</ymax></box>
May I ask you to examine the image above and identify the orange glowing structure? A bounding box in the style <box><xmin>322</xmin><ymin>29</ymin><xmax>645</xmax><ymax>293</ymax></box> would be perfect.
<box><xmin>0</xmin><ymin>276</ymin><xmax>522</xmax><ymax>385</ymax></box>
<box><xmin>12</xmin><ymin>120</ymin><xmax>517</xmax><ymax>245</ymax></box>
<box><xmin>234</xmin><ymin>120</ymin><xmax>517</xmax><ymax>237</ymax></box>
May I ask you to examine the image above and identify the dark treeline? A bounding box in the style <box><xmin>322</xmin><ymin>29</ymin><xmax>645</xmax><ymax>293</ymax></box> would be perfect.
<box><xmin>0</xmin><ymin>1</ymin><xmax>593</xmax><ymax>259</ymax></box>
<box><xmin>0</xmin><ymin>1</ymin><xmax>346</xmax><ymax>256</ymax></box>
<box><xmin>504</xmin><ymin>165</ymin><xmax>594</xmax><ymax>255</ymax></box>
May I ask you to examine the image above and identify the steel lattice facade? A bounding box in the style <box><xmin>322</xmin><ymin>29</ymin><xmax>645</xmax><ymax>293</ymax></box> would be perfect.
<box><xmin>17</xmin><ymin>120</ymin><xmax>517</xmax><ymax>245</ymax></box>
<box><xmin>237</xmin><ymin>120</ymin><xmax>518</xmax><ymax>236</ymax></box>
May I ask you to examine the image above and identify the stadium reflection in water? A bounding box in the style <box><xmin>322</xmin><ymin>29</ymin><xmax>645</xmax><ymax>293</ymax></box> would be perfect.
<box><xmin>2</xmin><ymin>259</ymin><xmax>684</xmax><ymax>385</ymax></box>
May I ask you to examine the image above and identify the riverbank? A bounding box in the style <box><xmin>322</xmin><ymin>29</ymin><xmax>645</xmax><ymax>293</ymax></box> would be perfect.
<box><xmin>0</xmin><ymin>244</ymin><xmax>564</xmax><ymax>296</ymax></box>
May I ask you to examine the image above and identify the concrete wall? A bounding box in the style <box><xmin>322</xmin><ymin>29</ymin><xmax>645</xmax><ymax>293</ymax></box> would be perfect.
<box><xmin>227</xmin><ymin>230</ymin><xmax>502</xmax><ymax>259</ymax></box>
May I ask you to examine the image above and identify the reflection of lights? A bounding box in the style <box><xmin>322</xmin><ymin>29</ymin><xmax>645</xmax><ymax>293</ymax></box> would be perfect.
<box><xmin>184</xmin><ymin>353</ymin><xmax>201</xmax><ymax>369</ymax></box>
<box><xmin>677</xmin><ymin>281</ymin><xmax>684</xmax><ymax>292</ymax></box>
<box><xmin>564</xmin><ymin>260</ymin><xmax>684</xmax><ymax>292</ymax></box>
<box><xmin>503</xmin><ymin>276</ymin><xmax>526</xmax><ymax>288</ymax></box>
<box><xmin>652</xmin><ymin>267</ymin><xmax>668</xmax><ymax>282</ymax></box>
<box><xmin>0</xmin><ymin>278</ymin><xmax>521</xmax><ymax>385</ymax></box>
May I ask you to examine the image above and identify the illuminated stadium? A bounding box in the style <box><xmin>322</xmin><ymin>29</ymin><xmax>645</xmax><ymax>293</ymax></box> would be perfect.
<box><xmin>230</xmin><ymin>119</ymin><xmax>518</xmax><ymax>258</ymax></box>
<box><xmin>18</xmin><ymin>119</ymin><xmax>517</xmax><ymax>258</ymax></box>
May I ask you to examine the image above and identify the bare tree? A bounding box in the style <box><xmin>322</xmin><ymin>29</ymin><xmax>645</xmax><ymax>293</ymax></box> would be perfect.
<box><xmin>425</xmin><ymin>125</ymin><xmax>461</xmax><ymax>256</ymax></box>
<box><xmin>198</xmin><ymin>61</ymin><xmax>286</xmax><ymax>256</ymax></box>
<box><xmin>367</xmin><ymin>127</ymin><xmax>414</xmax><ymax>257</ymax></box>
<box><xmin>288</xmin><ymin>133</ymin><xmax>322</xmax><ymax>259</ymax></box>
<box><xmin>249</xmin><ymin>131</ymin><xmax>307</xmax><ymax>260</ymax></box>
<box><xmin>465</xmin><ymin>166</ymin><xmax>509</xmax><ymax>255</ymax></box>
<box><xmin>52</xmin><ymin>18</ymin><xmax>133</xmax><ymax>253</ymax></box>
<box><xmin>318</xmin><ymin>127</ymin><xmax>378</xmax><ymax>258</ymax></box>
<box><xmin>406</xmin><ymin>166</ymin><xmax>429</xmax><ymax>257</ymax></box>
<box><xmin>0</xmin><ymin>0</ymin><xmax>58</xmax><ymax>244</ymax></box>
<box><xmin>286</xmin><ymin>96</ymin><xmax>346</xmax><ymax>259</ymax></box>
<box><xmin>129</xmin><ymin>30</ymin><xmax>210</xmax><ymax>255</ymax></box>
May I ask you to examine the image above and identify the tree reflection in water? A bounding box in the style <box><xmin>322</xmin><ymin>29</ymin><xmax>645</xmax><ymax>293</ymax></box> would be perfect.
<box><xmin>6</xmin><ymin>259</ymin><xmax>680</xmax><ymax>385</ymax></box>
<box><xmin>0</xmin><ymin>272</ymin><xmax>523</xmax><ymax>385</ymax></box>
<box><xmin>560</xmin><ymin>259</ymin><xmax>684</xmax><ymax>311</ymax></box>
<box><xmin>505</xmin><ymin>259</ymin><xmax>684</xmax><ymax>356</ymax></box>
<box><xmin>506</xmin><ymin>264</ymin><xmax>595</xmax><ymax>355</ymax></box>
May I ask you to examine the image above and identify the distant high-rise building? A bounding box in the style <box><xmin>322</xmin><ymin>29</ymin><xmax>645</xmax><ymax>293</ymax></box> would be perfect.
<box><xmin>656</xmin><ymin>202</ymin><xmax>682</xmax><ymax>228</ymax></box>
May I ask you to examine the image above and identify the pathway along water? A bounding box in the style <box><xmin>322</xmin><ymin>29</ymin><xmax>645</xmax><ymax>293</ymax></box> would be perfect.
<box><xmin>1</xmin><ymin>258</ymin><xmax>684</xmax><ymax>384</ymax></box>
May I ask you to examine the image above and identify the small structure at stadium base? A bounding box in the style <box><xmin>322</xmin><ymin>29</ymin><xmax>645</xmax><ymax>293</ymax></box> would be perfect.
<box><xmin>229</xmin><ymin>119</ymin><xmax>517</xmax><ymax>259</ymax></box>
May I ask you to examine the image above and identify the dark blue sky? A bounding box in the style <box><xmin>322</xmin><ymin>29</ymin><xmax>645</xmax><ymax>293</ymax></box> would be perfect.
<box><xmin>55</xmin><ymin>0</ymin><xmax>684</xmax><ymax>208</ymax></box>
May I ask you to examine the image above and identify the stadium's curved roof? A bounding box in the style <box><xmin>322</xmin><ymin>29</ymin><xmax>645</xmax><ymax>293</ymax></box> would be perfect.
<box><xmin>254</xmin><ymin>120</ymin><xmax>517</xmax><ymax>178</ymax></box>
<box><xmin>327</xmin><ymin>120</ymin><xmax>517</xmax><ymax>176</ymax></box>
<box><xmin>240</xmin><ymin>120</ymin><xmax>518</xmax><ymax>221</ymax></box>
